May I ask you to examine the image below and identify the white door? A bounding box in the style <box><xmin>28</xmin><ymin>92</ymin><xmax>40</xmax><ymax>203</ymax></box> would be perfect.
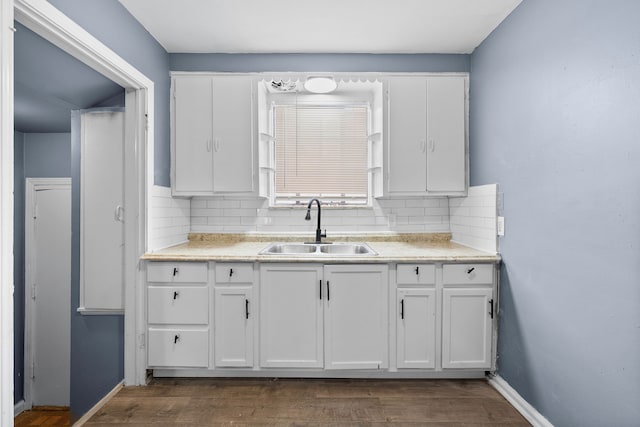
<box><xmin>214</xmin><ymin>286</ymin><xmax>254</xmax><ymax>367</ymax></box>
<box><xmin>442</xmin><ymin>287</ymin><xmax>493</xmax><ymax>369</ymax></box>
<box><xmin>26</xmin><ymin>179</ymin><xmax>71</xmax><ymax>407</ymax></box>
<box><xmin>397</xmin><ymin>288</ymin><xmax>436</xmax><ymax>369</ymax></box>
<box><xmin>259</xmin><ymin>264</ymin><xmax>323</xmax><ymax>368</ymax></box>
<box><xmin>80</xmin><ymin>110</ymin><xmax>124</xmax><ymax>311</ymax></box>
<box><xmin>324</xmin><ymin>265</ymin><xmax>388</xmax><ymax>370</ymax></box>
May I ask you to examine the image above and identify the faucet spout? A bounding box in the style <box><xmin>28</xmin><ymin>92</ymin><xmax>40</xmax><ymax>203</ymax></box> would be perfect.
<box><xmin>305</xmin><ymin>198</ymin><xmax>326</xmax><ymax>243</ymax></box>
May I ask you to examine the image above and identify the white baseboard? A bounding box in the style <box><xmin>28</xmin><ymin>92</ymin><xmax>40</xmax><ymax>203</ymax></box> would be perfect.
<box><xmin>488</xmin><ymin>374</ymin><xmax>554</xmax><ymax>427</ymax></box>
<box><xmin>14</xmin><ymin>399</ymin><xmax>25</xmax><ymax>417</ymax></box>
<box><xmin>73</xmin><ymin>381</ymin><xmax>124</xmax><ymax>427</ymax></box>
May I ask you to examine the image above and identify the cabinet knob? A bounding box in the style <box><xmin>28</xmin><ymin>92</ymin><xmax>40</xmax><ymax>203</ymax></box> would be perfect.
<box><xmin>400</xmin><ymin>299</ymin><xmax>405</xmax><ymax>319</ymax></box>
<box><xmin>466</xmin><ymin>267</ymin><xmax>475</xmax><ymax>274</ymax></box>
<box><xmin>173</xmin><ymin>267</ymin><xmax>179</xmax><ymax>277</ymax></box>
<box><xmin>415</xmin><ymin>266</ymin><xmax>420</xmax><ymax>275</ymax></box>
<box><xmin>229</xmin><ymin>268</ymin><xmax>234</xmax><ymax>278</ymax></box>
<box><xmin>173</xmin><ymin>291</ymin><xmax>179</xmax><ymax>300</ymax></box>
<box><xmin>174</xmin><ymin>334</ymin><xmax>180</xmax><ymax>344</ymax></box>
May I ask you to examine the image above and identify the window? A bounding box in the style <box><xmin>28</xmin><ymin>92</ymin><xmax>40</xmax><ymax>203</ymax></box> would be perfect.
<box><xmin>273</xmin><ymin>103</ymin><xmax>369</xmax><ymax>206</ymax></box>
<box><xmin>257</xmin><ymin>77</ymin><xmax>384</xmax><ymax>207</ymax></box>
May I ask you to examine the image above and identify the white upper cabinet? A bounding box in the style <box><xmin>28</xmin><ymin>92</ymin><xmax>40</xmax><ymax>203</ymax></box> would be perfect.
<box><xmin>172</xmin><ymin>74</ymin><xmax>255</xmax><ymax>196</ymax></box>
<box><xmin>387</xmin><ymin>75</ymin><xmax>467</xmax><ymax>196</ymax></box>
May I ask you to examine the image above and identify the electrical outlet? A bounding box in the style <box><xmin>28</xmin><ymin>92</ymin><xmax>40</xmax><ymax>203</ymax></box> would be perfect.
<box><xmin>497</xmin><ymin>216</ymin><xmax>505</xmax><ymax>236</ymax></box>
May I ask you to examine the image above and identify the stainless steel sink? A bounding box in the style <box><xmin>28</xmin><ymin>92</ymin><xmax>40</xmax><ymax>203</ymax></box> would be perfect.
<box><xmin>259</xmin><ymin>242</ymin><xmax>377</xmax><ymax>256</ymax></box>
<box><xmin>258</xmin><ymin>243</ymin><xmax>317</xmax><ymax>254</ymax></box>
<box><xmin>319</xmin><ymin>244</ymin><xmax>375</xmax><ymax>255</ymax></box>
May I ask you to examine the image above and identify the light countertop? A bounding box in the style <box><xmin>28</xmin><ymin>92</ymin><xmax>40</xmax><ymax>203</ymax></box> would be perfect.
<box><xmin>142</xmin><ymin>233</ymin><xmax>500</xmax><ymax>264</ymax></box>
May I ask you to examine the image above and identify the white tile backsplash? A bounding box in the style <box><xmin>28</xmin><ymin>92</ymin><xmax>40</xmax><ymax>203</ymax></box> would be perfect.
<box><xmin>148</xmin><ymin>185</ymin><xmax>191</xmax><ymax>250</ymax></box>
<box><xmin>188</xmin><ymin>196</ymin><xmax>450</xmax><ymax>234</ymax></box>
<box><xmin>449</xmin><ymin>184</ymin><xmax>498</xmax><ymax>254</ymax></box>
<box><xmin>147</xmin><ymin>185</ymin><xmax>499</xmax><ymax>251</ymax></box>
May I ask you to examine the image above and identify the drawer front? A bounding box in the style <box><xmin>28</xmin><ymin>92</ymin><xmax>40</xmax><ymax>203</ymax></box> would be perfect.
<box><xmin>148</xmin><ymin>328</ymin><xmax>209</xmax><ymax>368</ymax></box>
<box><xmin>397</xmin><ymin>264</ymin><xmax>436</xmax><ymax>285</ymax></box>
<box><xmin>148</xmin><ymin>286</ymin><xmax>209</xmax><ymax>325</ymax></box>
<box><xmin>443</xmin><ymin>264</ymin><xmax>494</xmax><ymax>285</ymax></box>
<box><xmin>215</xmin><ymin>263</ymin><xmax>253</xmax><ymax>284</ymax></box>
<box><xmin>147</xmin><ymin>262</ymin><xmax>208</xmax><ymax>283</ymax></box>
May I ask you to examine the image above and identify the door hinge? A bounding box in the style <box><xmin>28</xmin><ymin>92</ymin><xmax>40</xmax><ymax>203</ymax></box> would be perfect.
<box><xmin>138</xmin><ymin>332</ymin><xmax>146</xmax><ymax>349</ymax></box>
<box><xmin>145</xmin><ymin>113</ymin><xmax>149</xmax><ymax>131</ymax></box>
<box><xmin>31</xmin><ymin>361</ymin><xmax>36</xmax><ymax>379</ymax></box>
<box><xmin>31</xmin><ymin>283</ymin><xmax>36</xmax><ymax>300</ymax></box>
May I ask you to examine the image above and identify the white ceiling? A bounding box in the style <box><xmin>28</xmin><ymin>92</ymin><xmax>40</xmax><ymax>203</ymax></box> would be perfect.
<box><xmin>119</xmin><ymin>0</ymin><xmax>522</xmax><ymax>54</ymax></box>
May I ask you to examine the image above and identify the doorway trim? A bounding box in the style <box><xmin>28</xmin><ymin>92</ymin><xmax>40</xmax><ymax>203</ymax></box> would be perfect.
<box><xmin>0</xmin><ymin>0</ymin><xmax>15</xmax><ymax>423</ymax></box>
<box><xmin>1</xmin><ymin>1</ymin><xmax>153</xmax><ymax>421</ymax></box>
<box><xmin>24</xmin><ymin>178</ymin><xmax>71</xmax><ymax>410</ymax></box>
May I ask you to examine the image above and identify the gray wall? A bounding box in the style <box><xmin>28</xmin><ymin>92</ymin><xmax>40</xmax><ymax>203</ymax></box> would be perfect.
<box><xmin>23</xmin><ymin>0</ymin><xmax>170</xmax><ymax>419</ymax></box>
<box><xmin>13</xmin><ymin>132</ymin><xmax>71</xmax><ymax>403</ymax></box>
<box><xmin>470</xmin><ymin>0</ymin><xmax>640</xmax><ymax>425</ymax></box>
<box><xmin>49</xmin><ymin>0</ymin><xmax>171</xmax><ymax>187</ymax></box>
<box><xmin>69</xmin><ymin>111</ymin><xmax>123</xmax><ymax>421</ymax></box>
<box><xmin>171</xmin><ymin>53</ymin><xmax>470</xmax><ymax>73</ymax></box>
<box><xmin>13</xmin><ymin>132</ymin><xmax>25</xmax><ymax>404</ymax></box>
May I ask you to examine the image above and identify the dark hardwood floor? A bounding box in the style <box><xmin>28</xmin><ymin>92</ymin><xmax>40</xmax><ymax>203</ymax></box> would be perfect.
<box><xmin>14</xmin><ymin>406</ymin><xmax>71</xmax><ymax>427</ymax></box>
<box><xmin>83</xmin><ymin>378</ymin><xmax>530</xmax><ymax>426</ymax></box>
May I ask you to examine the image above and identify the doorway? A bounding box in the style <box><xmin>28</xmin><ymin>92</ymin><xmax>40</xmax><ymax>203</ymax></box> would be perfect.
<box><xmin>24</xmin><ymin>178</ymin><xmax>71</xmax><ymax>408</ymax></box>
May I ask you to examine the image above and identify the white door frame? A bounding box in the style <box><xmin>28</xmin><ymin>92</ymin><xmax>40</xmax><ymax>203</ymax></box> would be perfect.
<box><xmin>1</xmin><ymin>1</ymin><xmax>154</xmax><ymax>422</ymax></box>
<box><xmin>0</xmin><ymin>0</ymin><xmax>16</xmax><ymax>422</ymax></box>
<box><xmin>24</xmin><ymin>178</ymin><xmax>71</xmax><ymax>410</ymax></box>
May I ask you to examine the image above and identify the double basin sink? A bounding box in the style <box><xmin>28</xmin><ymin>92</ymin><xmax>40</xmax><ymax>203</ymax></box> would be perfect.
<box><xmin>259</xmin><ymin>242</ymin><xmax>377</xmax><ymax>256</ymax></box>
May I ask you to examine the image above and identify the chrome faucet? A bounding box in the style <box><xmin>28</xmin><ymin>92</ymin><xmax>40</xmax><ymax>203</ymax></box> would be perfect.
<box><xmin>305</xmin><ymin>198</ymin><xmax>326</xmax><ymax>243</ymax></box>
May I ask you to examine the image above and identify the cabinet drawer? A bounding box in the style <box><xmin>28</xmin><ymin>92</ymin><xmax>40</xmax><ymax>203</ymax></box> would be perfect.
<box><xmin>147</xmin><ymin>262</ymin><xmax>208</xmax><ymax>283</ymax></box>
<box><xmin>397</xmin><ymin>264</ymin><xmax>435</xmax><ymax>285</ymax></box>
<box><xmin>443</xmin><ymin>264</ymin><xmax>494</xmax><ymax>285</ymax></box>
<box><xmin>148</xmin><ymin>286</ymin><xmax>209</xmax><ymax>325</ymax></box>
<box><xmin>215</xmin><ymin>263</ymin><xmax>253</xmax><ymax>283</ymax></box>
<box><xmin>148</xmin><ymin>328</ymin><xmax>209</xmax><ymax>368</ymax></box>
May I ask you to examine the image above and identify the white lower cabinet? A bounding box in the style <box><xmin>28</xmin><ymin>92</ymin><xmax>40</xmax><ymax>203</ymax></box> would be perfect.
<box><xmin>259</xmin><ymin>264</ymin><xmax>323</xmax><ymax>368</ymax></box>
<box><xmin>259</xmin><ymin>264</ymin><xmax>388</xmax><ymax>370</ymax></box>
<box><xmin>324</xmin><ymin>265</ymin><xmax>388</xmax><ymax>370</ymax></box>
<box><xmin>396</xmin><ymin>288</ymin><xmax>436</xmax><ymax>369</ymax></box>
<box><xmin>214</xmin><ymin>262</ymin><xmax>255</xmax><ymax>367</ymax></box>
<box><xmin>146</xmin><ymin>262</ymin><xmax>210</xmax><ymax>368</ymax></box>
<box><xmin>214</xmin><ymin>286</ymin><xmax>254</xmax><ymax>367</ymax></box>
<box><xmin>146</xmin><ymin>260</ymin><xmax>497</xmax><ymax>375</ymax></box>
<box><xmin>441</xmin><ymin>262</ymin><xmax>495</xmax><ymax>370</ymax></box>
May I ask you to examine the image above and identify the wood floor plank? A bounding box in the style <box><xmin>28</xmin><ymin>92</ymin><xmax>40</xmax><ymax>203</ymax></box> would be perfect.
<box><xmin>82</xmin><ymin>378</ymin><xmax>529</xmax><ymax>426</ymax></box>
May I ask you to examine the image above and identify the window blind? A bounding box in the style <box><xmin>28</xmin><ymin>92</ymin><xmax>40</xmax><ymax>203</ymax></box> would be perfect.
<box><xmin>274</xmin><ymin>104</ymin><xmax>368</xmax><ymax>204</ymax></box>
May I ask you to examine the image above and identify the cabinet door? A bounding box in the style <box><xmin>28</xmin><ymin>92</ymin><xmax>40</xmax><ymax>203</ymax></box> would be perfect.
<box><xmin>259</xmin><ymin>265</ymin><xmax>323</xmax><ymax>368</ymax></box>
<box><xmin>397</xmin><ymin>288</ymin><xmax>436</xmax><ymax>369</ymax></box>
<box><xmin>212</xmin><ymin>76</ymin><xmax>254</xmax><ymax>193</ymax></box>
<box><xmin>214</xmin><ymin>286</ymin><xmax>253</xmax><ymax>367</ymax></box>
<box><xmin>173</xmin><ymin>76</ymin><xmax>214</xmax><ymax>194</ymax></box>
<box><xmin>387</xmin><ymin>77</ymin><xmax>427</xmax><ymax>193</ymax></box>
<box><xmin>324</xmin><ymin>265</ymin><xmax>388</xmax><ymax>370</ymax></box>
<box><xmin>426</xmin><ymin>76</ymin><xmax>466</xmax><ymax>192</ymax></box>
<box><xmin>442</xmin><ymin>288</ymin><xmax>493</xmax><ymax>369</ymax></box>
